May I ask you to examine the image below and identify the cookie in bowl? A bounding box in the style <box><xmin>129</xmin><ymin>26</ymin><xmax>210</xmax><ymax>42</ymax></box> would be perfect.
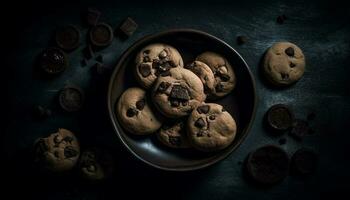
<box><xmin>196</xmin><ymin>51</ymin><xmax>236</xmax><ymax>99</ymax></box>
<box><xmin>187</xmin><ymin>103</ymin><xmax>237</xmax><ymax>152</ymax></box>
<box><xmin>185</xmin><ymin>61</ymin><xmax>216</xmax><ymax>96</ymax></box>
<box><xmin>116</xmin><ymin>87</ymin><xmax>163</xmax><ymax>135</ymax></box>
<box><xmin>135</xmin><ymin>43</ymin><xmax>184</xmax><ymax>89</ymax></box>
<box><xmin>157</xmin><ymin>120</ymin><xmax>191</xmax><ymax>149</ymax></box>
<box><xmin>152</xmin><ymin>67</ymin><xmax>206</xmax><ymax>118</ymax></box>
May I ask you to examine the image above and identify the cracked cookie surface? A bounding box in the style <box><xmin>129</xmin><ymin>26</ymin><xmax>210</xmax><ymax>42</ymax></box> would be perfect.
<box><xmin>34</xmin><ymin>128</ymin><xmax>80</xmax><ymax>172</ymax></box>
<box><xmin>152</xmin><ymin>67</ymin><xmax>205</xmax><ymax>118</ymax></box>
<box><xmin>263</xmin><ymin>42</ymin><xmax>305</xmax><ymax>86</ymax></box>
<box><xmin>187</xmin><ymin>103</ymin><xmax>237</xmax><ymax>152</ymax></box>
<box><xmin>196</xmin><ymin>52</ymin><xmax>236</xmax><ymax>99</ymax></box>
<box><xmin>117</xmin><ymin>87</ymin><xmax>162</xmax><ymax>135</ymax></box>
<box><xmin>185</xmin><ymin>61</ymin><xmax>216</xmax><ymax>96</ymax></box>
<box><xmin>135</xmin><ymin>43</ymin><xmax>184</xmax><ymax>89</ymax></box>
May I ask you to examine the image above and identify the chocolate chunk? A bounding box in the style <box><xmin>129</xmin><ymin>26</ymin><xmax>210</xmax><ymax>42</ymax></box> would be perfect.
<box><xmin>291</xmin><ymin>148</ymin><xmax>318</xmax><ymax>176</ymax></box>
<box><xmin>285</xmin><ymin>47</ymin><xmax>294</xmax><ymax>57</ymax></box>
<box><xmin>143</xmin><ymin>56</ymin><xmax>151</xmax><ymax>62</ymax></box>
<box><xmin>209</xmin><ymin>115</ymin><xmax>216</xmax><ymax>120</ymax></box>
<box><xmin>54</xmin><ymin>151</ymin><xmax>59</xmax><ymax>158</ymax></box>
<box><xmin>289</xmin><ymin>119</ymin><xmax>309</xmax><ymax>140</ymax></box>
<box><xmin>86</xmin><ymin>8</ymin><xmax>101</xmax><ymax>26</ymax></box>
<box><xmin>169</xmin><ymin>136</ymin><xmax>181</xmax><ymax>146</ymax></box>
<box><xmin>63</xmin><ymin>136</ymin><xmax>74</xmax><ymax>143</ymax></box>
<box><xmin>246</xmin><ymin>145</ymin><xmax>289</xmax><ymax>185</ymax></box>
<box><xmin>266</xmin><ymin>104</ymin><xmax>294</xmax><ymax>131</ymax></box>
<box><xmin>215</xmin><ymin>83</ymin><xmax>224</xmax><ymax>92</ymax></box>
<box><xmin>181</xmin><ymin>101</ymin><xmax>188</xmax><ymax>106</ymax></box>
<box><xmin>158</xmin><ymin>82</ymin><xmax>170</xmax><ymax>93</ymax></box>
<box><xmin>196</xmin><ymin>131</ymin><xmax>204</xmax><ymax>137</ymax></box>
<box><xmin>59</xmin><ymin>85</ymin><xmax>84</xmax><ymax>112</ymax></box>
<box><xmin>277</xmin><ymin>14</ymin><xmax>287</xmax><ymax>24</ymax></box>
<box><xmin>54</xmin><ymin>135</ymin><xmax>61</xmax><ymax>143</ymax></box>
<box><xmin>170</xmin><ymin>85</ymin><xmax>190</xmax><ymax>100</ymax></box>
<box><xmin>169</xmin><ymin>60</ymin><xmax>177</xmax><ymax>67</ymax></box>
<box><xmin>289</xmin><ymin>62</ymin><xmax>296</xmax><ymax>68</ymax></box>
<box><xmin>194</xmin><ymin>118</ymin><xmax>205</xmax><ymax>128</ymax></box>
<box><xmin>219</xmin><ymin>73</ymin><xmax>230</xmax><ymax>82</ymax></box>
<box><xmin>119</xmin><ymin>17</ymin><xmax>138</xmax><ymax>37</ymax></box>
<box><xmin>136</xmin><ymin>99</ymin><xmax>145</xmax><ymax>110</ymax></box>
<box><xmin>197</xmin><ymin>105</ymin><xmax>210</xmax><ymax>114</ymax></box>
<box><xmin>237</xmin><ymin>35</ymin><xmax>248</xmax><ymax>45</ymax></box>
<box><xmin>55</xmin><ymin>25</ymin><xmax>80</xmax><ymax>51</ymax></box>
<box><xmin>89</xmin><ymin>23</ymin><xmax>114</xmax><ymax>47</ymax></box>
<box><xmin>139</xmin><ymin>64</ymin><xmax>151</xmax><ymax>77</ymax></box>
<box><xmin>126</xmin><ymin>108</ymin><xmax>138</xmax><ymax>117</ymax></box>
<box><xmin>64</xmin><ymin>146</ymin><xmax>78</xmax><ymax>158</ymax></box>
<box><xmin>40</xmin><ymin>47</ymin><xmax>68</xmax><ymax>74</ymax></box>
<box><xmin>143</xmin><ymin>50</ymin><xmax>150</xmax><ymax>55</ymax></box>
<box><xmin>159</xmin><ymin>50</ymin><xmax>167</xmax><ymax>58</ymax></box>
<box><xmin>170</xmin><ymin>99</ymin><xmax>180</xmax><ymax>107</ymax></box>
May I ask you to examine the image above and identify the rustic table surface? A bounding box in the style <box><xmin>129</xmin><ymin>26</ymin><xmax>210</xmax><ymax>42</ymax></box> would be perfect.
<box><xmin>4</xmin><ymin>0</ymin><xmax>350</xmax><ymax>199</ymax></box>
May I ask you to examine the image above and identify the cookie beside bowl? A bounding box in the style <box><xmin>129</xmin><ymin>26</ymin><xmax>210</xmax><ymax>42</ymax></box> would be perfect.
<box><xmin>108</xmin><ymin>29</ymin><xmax>257</xmax><ymax>171</ymax></box>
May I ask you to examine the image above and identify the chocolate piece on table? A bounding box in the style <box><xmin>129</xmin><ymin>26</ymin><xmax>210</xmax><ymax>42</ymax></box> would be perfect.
<box><xmin>89</xmin><ymin>23</ymin><xmax>114</xmax><ymax>47</ymax></box>
<box><xmin>59</xmin><ymin>84</ymin><xmax>84</xmax><ymax>112</ymax></box>
<box><xmin>55</xmin><ymin>25</ymin><xmax>81</xmax><ymax>51</ymax></box>
<box><xmin>266</xmin><ymin>104</ymin><xmax>294</xmax><ymax>132</ymax></box>
<box><xmin>40</xmin><ymin>47</ymin><xmax>68</xmax><ymax>74</ymax></box>
<box><xmin>119</xmin><ymin>17</ymin><xmax>138</xmax><ymax>37</ymax></box>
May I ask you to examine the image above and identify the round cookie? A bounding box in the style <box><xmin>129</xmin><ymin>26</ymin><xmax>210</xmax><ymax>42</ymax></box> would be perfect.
<box><xmin>33</xmin><ymin>128</ymin><xmax>80</xmax><ymax>172</ymax></box>
<box><xmin>157</xmin><ymin>120</ymin><xmax>191</xmax><ymax>149</ymax></box>
<box><xmin>116</xmin><ymin>87</ymin><xmax>162</xmax><ymax>135</ymax></box>
<box><xmin>187</xmin><ymin>103</ymin><xmax>237</xmax><ymax>152</ymax></box>
<box><xmin>135</xmin><ymin>43</ymin><xmax>184</xmax><ymax>89</ymax></box>
<box><xmin>263</xmin><ymin>42</ymin><xmax>305</xmax><ymax>86</ymax></box>
<box><xmin>196</xmin><ymin>52</ymin><xmax>236</xmax><ymax>99</ymax></box>
<box><xmin>78</xmin><ymin>148</ymin><xmax>115</xmax><ymax>181</ymax></box>
<box><xmin>152</xmin><ymin>67</ymin><xmax>206</xmax><ymax>118</ymax></box>
<box><xmin>185</xmin><ymin>61</ymin><xmax>216</xmax><ymax>96</ymax></box>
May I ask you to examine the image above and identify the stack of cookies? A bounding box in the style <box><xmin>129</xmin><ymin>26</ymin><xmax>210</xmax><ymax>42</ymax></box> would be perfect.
<box><xmin>116</xmin><ymin>43</ymin><xmax>238</xmax><ymax>152</ymax></box>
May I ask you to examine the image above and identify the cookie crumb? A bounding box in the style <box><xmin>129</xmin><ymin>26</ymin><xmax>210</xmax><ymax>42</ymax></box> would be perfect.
<box><xmin>236</xmin><ymin>35</ymin><xmax>248</xmax><ymax>45</ymax></box>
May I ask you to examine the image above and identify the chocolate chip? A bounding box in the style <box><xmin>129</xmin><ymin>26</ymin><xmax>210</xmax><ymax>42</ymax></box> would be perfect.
<box><xmin>219</xmin><ymin>73</ymin><xmax>230</xmax><ymax>82</ymax></box>
<box><xmin>158</xmin><ymin>82</ymin><xmax>170</xmax><ymax>93</ymax></box>
<box><xmin>143</xmin><ymin>50</ymin><xmax>150</xmax><ymax>55</ymax></box>
<box><xmin>280</xmin><ymin>73</ymin><xmax>289</xmax><ymax>80</ymax></box>
<box><xmin>215</xmin><ymin>83</ymin><xmax>224</xmax><ymax>92</ymax></box>
<box><xmin>126</xmin><ymin>108</ymin><xmax>138</xmax><ymax>117</ymax></box>
<box><xmin>54</xmin><ymin>135</ymin><xmax>61</xmax><ymax>143</ymax></box>
<box><xmin>54</xmin><ymin>151</ymin><xmax>59</xmax><ymax>158</ymax></box>
<box><xmin>63</xmin><ymin>136</ymin><xmax>74</xmax><ymax>143</ymax></box>
<box><xmin>197</xmin><ymin>105</ymin><xmax>210</xmax><ymax>114</ymax></box>
<box><xmin>64</xmin><ymin>146</ymin><xmax>78</xmax><ymax>158</ymax></box>
<box><xmin>277</xmin><ymin>15</ymin><xmax>287</xmax><ymax>24</ymax></box>
<box><xmin>170</xmin><ymin>99</ymin><xmax>180</xmax><ymax>107</ymax></box>
<box><xmin>194</xmin><ymin>118</ymin><xmax>205</xmax><ymax>128</ymax></box>
<box><xmin>170</xmin><ymin>85</ymin><xmax>190</xmax><ymax>100</ymax></box>
<box><xmin>209</xmin><ymin>115</ymin><xmax>216</xmax><ymax>120</ymax></box>
<box><xmin>285</xmin><ymin>47</ymin><xmax>294</xmax><ymax>57</ymax></box>
<box><xmin>136</xmin><ymin>99</ymin><xmax>145</xmax><ymax>110</ymax></box>
<box><xmin>159</xmin><ymin>50</ymin><xmax>167</xmax><ymax>58</ymax></box>
<box><xmin>119</xmin><ymin>17</ymin><xmax>138</xmax><ymax>37</ymax></box>
<box><xmin>139</xmin><ymin>64</ymin><xmax>151</xmax><ymax>77</ymax></box>
<box><xmin>169</xmin><ymin>136</ymin><xmax>181</xmax><ymax>146</ymax></box>
<box><xmin>169</xmin><ymin>60</ymin><xmax>177</xmax><ymax>67</ymax></box>
<box><xmin>289</xmin><ymin>62</ymin><xmax>296</xmax><ymax>68</ymax></box>
<box><xmin>237</xmin><ymin>35</ymin><xmax>248</xmax><ymax>45</ymax></box>
<box><xmin>181</xmin><ymin>101</ymin><xmax>188</xmax><ymax>106</ymax></box>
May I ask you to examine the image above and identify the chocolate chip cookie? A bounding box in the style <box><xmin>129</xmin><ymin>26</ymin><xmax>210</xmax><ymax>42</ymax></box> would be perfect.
<box><xmin>187</xmin><ymin>103</ymin><xmax>237</xmax><ymax>152</ymax></box>
<box><xmin>152</xmin><ymin>67</ymin><xmax>205</xmax><ymax>118</ymax></box>
<box><xmin>116</xmin><ymin>87</ymin><xmax>162</xmax><ymax>135</ymax></box>
<box><xmin>157</xmin><ymin>120</ymin><xmax>191</xmax><ymax>149</ymax></box>
<box><xmin>135</xmin><ymin>43</ymin><xmax>184</xmax><ymax>89</ymax></box>
<box><xmin>263</xmin><ymin>42</ymin><xmax>305</xmax><ymax>86</ymax></box>
<box><xmin>33</xmin><ymin>128</ymin><xmax>80</xmax><ymax>172</ymax></box>
<box><xmin>185</xmin><ymin>61</ymin><xmax>216</xmax><ymax>96</ymax></box>
<box><xmin>78</xmin><ymin>148</ymin><xmax>115</xmax><ymax>181</ymax></box>
<box><xmin>196</xmin><ymin>52</ymin><xmax>236</xmax><ymax>99</ymax></box>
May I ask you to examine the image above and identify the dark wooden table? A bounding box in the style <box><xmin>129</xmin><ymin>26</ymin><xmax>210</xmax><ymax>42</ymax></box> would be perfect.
<box><xmin>4</xmin><ymin>0</ymin><xmax>350</xmax><ymax>199</ymax></box>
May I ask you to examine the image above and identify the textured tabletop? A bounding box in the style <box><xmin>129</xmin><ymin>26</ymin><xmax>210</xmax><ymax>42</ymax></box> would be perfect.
<box><xmin>3</xmin><ymin>0</ymin><xmax>350</xmax><ymax>199</ymax></box>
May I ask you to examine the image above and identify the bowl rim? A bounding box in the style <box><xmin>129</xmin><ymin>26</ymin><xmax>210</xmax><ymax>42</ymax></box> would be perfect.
<box><xmin>107</xmin><ymin>28</ymin><xmax>258</xmax><ymax>171</ymax></box>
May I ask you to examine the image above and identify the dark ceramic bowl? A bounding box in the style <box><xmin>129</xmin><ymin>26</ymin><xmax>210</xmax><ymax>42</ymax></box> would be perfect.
<box><xmin>108</xmin><ymin>29</ymin><xmax>257</xmax><ymax>171</ymax></box>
